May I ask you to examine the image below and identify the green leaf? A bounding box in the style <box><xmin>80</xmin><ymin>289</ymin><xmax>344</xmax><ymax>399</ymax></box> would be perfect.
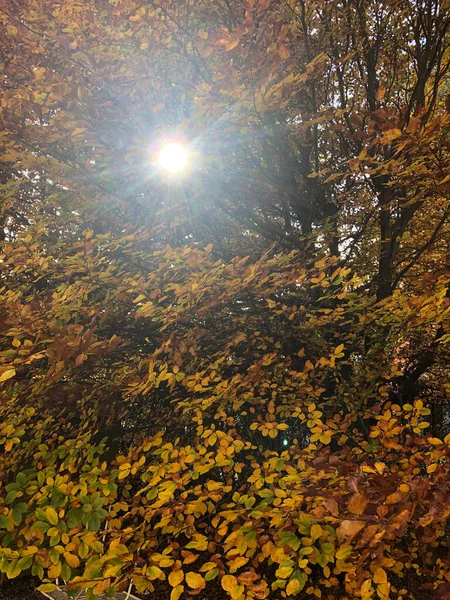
<box><xmin>12</xmin><ymin>508</ymin><xmax>23</xmax><ymax>525</ymax></box>
<box><xmin>17</xmin><ymin>556</ymin><xmax>33</xmax><ymax>570</ymax></box>
<box><xmin>278</xmin><ymin>531</ymin><xmax>301</xmax><ymax>551</ymax></box>
<box><xmin>6</xmin><ymin>560</ymin><xmax>20</xmax><ymax>579</ymax></box>
<box><xmin>88</xmin><ymin>514</ymin><xmax>101</xmax><ymax>531</ymax></box>
<box><xmin>0</xmin><ymin>515</ymin><xmax>8</xmax><ymax>528</ymax></box>
<box><xmin>61</xmin><ymin>561</ymin><xmax>71</xmax><ymax>582</ymax></box>
<box><xmin>16</xmin><ymin>473</ymin><xmax>27</xmax><ymax>488</ymax></box>
<box><xmin>33</xmin><ymin>521</ymin><xmax>51</xmax><ymax>532</ymax></box>
<box><xmin>5</xmin><ymin>491</ymin><xmax>17</xmax><ymax>504</ymax></box>
<box><xmin>244</xmin><ymin>529</ymin><xmax>256</xmax><ymax>542</ymax></box>
<box><xmin>66</xmin><ymin>508</ymin><xmax>82</xmax><ymax>529</ymax></box>
<box><xmin>205</xmin><ymin>568</ymin><xmax>219</xmax><ymax>581</ymax></box>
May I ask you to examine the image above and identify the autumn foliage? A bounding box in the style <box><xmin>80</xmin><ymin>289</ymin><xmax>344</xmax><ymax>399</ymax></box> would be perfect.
<box><xmin>1</xmin><ymin>0</ymin><xmax>450</xmax><ymax>599</ymax></box>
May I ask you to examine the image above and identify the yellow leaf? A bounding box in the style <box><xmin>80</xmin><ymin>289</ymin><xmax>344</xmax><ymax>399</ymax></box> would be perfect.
<box><xmin>222</xmin><ymin>574</ymin><xmax>238</xmax><ymax>592</ymax></box>
<box><xmin>147</xmin><ymin>565</ymin><xmax>164</xmax><ymax>580</ymax></box>
<box><xmin>48</xmin><ymin>562</ymin><xmax>61</xmax><ymax>579</ymax></box>
<box><xmin>229</xmin><ymin>556</ymin><xmax>248</xmax><ymax>570</ymax></box>
<box><xmin>335</xmin><ymin>343</ymin><xmax>344</xmax><ymax>354</ymax></box>
<box><xmin>276</xmin><ymin>566</ymin><xmax>293</xmax><ymax>578</ymax></box>
<box><xmin>361</xmin><ymin>465</ymin><xmax>377</xmax><ymax>474</ymax></box>
<box><xmin>361</xmin><ymin>579</ymin><xmax>372</xmax><ymax>595</ymax></box>
<box><xmin>170</xmin><ymin>585</ymin><xmax>184</xmax><ymax>600</ymax></box>
<box><xmin>319</xmin><ymin>432</ymin><xmax>332</xmax><ymax>445</ymax></box>
<box><xmin>310</xmin><ymin>524</ymin><xmax>322</xmax><ymax>540</ymax></box>
<box><xmin>93</xmin><ymin>580</ymin><xmax>110</xmax><ymax>596</ymax></box>
<box><xmin>381</xmin><ymin>128</ymin><xmax>402</xmax><ymax>143</ymax></box>
<box><xmin>374</xmin><ymin>462</ymin><xmax>386</xmax><ymax>475</ymax></box>
<box><xmin>426</xmin><ymin>463</ymin><xmax>437</xmax><ymax>474</ymax></box>
<box><xmin>64</xmin><ymin>553</ymin><xmax>80</xmax><ymax>569</ymax></box>
<box><xmin>45</xmin><ymin>507</ymin><xmax>58</xmax><ymax>526</ymax></box>
<box><xmin>199</xmin><ymin>562</ymin><xmax>217</xmax><ymax>572</ymax></box>
<box><xmin>0</xmin><ymin>368</ymin><xmax>16</xmax><ymax>382</ymax></box>
<box><xmin>377</xmin><ymin>582</ymin><xmax>391</xmax><ymax>596</ymax></box>
<box><xmin>335</xmin><ymin>545</ymin><xmax>352</xmax><ymax>560</ymax></box>
<box><xmin>186</xmin><ymin>572</ymin><xmax>205</xmax><ymax>589</ymax></box>
<box><xmin>169</xmin><ymin>569</ymin><xmax>184</xmax><ymax>587</ymax></box>
<box><xmin>37</xmin><ymin>585</ymin><xmax>57</xmax><ymax>593</ymax></box>
<box><xmin>231</xmin><ymin>584</ymin><xmax>244</xmax><ymax>599</ymax></box>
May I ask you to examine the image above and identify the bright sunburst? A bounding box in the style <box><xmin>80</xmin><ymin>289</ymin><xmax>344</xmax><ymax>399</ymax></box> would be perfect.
<box><xmin>158</xmin><ymin>142</ymin><xmax>188</xmax><ymax>173</ymax></box>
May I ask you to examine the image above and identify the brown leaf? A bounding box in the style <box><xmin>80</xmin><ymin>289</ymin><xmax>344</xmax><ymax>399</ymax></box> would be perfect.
<box><xmin>323</xmin><ymin>498</ymin><xmax>339</xmax><ymax>516</ymax></box>
<box><xmin>348</xmin><ymin>477</ymin><xmax>360</xmax><ymax>493</ymax></box>
<box><xmin>75</xmin><ymin>353</ymin><xmax>87</xmax><ymax>366</ymax></box>
<box><xmin>279</xmin><ymin>45</ymin><xmax>290</xmax><ymax>59</ymax></box>
<box><xmin>356</xmin><ymin>524</ymin><xmax>379</xmax><ymax>548</ymax></box>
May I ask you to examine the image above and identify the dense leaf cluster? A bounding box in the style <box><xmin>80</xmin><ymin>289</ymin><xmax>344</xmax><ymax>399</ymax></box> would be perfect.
<box><xmin>1</xmin><ymin>0</ymin><xmax>450</xmax><ymax>599</ymax></box>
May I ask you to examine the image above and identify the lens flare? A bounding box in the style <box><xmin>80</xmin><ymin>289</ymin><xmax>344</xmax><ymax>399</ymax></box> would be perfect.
<box><xmin>158</xmin><ymin>142</ymin><xmax>188</xmax><ymax>173</ymax></box>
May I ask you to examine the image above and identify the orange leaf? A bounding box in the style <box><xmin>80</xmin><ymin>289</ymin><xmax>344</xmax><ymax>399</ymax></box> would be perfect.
<box><xmin>337</xmin><ymin>520</ymin><xmax>365</xmax><ymax>539</ymax></box>
<box><xmin>373</xmin><ymin>567</ymin><xmax>387</xmax><ymax>584</ymax></box>
<box><xmin>385</xmin><ymin>492</ymin><xmax>402</xmax><ymax>505</ymax></box>
<box><xmin>348</xmin><ymin>493</ymin><xmax>368</xmax><ymax>516</ymax></box>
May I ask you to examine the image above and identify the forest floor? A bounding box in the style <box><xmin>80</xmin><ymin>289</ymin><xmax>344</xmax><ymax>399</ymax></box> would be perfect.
<box><xmin>0</xmin><ymin>576</ymin><xmax>43</xmax><ymax>600</ymax></box>
<box><xmin>0</xmin><ymin>574</ymin><xmax>432</xmax><ymax>600</ymax></box>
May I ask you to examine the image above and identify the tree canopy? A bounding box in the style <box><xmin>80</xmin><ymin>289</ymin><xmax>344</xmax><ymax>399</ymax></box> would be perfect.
<box><xmin>1</xmin><ymin>0</ymin><xmax>450</xmax><ymax>599</ymax></box>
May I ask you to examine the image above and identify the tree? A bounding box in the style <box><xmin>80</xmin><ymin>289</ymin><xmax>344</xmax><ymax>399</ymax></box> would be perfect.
<box><xmin>1</xmin><ymin>0</ymin><xmax>450</xmax><ymax>599</ymax></box>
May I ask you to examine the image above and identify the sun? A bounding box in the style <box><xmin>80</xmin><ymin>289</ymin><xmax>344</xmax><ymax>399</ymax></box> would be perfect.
<box><xmin>158</xmin><ymin>142</ymin><xmax>188</xmax><ymax>174</ymax></box>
